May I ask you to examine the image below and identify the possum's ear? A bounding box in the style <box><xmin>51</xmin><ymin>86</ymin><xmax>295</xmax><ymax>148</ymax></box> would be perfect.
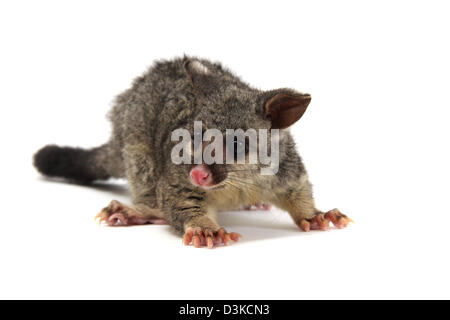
<box><xmin>183</xmin><ymin>59</ymin><xmax>218</xmax><ymax>94</ymax></box>
<box><xmin>264</xmin><ymin>91</ymin><xmax>311</xmax><ymax>129</ymax></box>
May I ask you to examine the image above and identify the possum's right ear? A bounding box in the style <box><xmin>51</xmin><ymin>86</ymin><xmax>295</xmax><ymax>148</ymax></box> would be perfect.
<box><xmin>183</xmin><ymin>59</ymin><xmax>218</xmax><ymax>94</ymax></box>
<box><xmin>263</xmin><ymin>91</ymin><xmax>311</xmax><ymax>129</ymax></box>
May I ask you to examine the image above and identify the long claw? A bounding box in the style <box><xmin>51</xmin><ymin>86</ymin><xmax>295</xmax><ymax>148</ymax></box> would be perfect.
<box><xmin>183</xmin><ymin>228</ymin><xmax>194</xmax><ymax>245</ymax></box>
<box><xmin>206</xmin><ymin>237</ymin><xmax>214</xmax><ymax>249</ymax></box>
<box><xmin>223</xmin><ymin>234</ymin><xmax>232</xmax><ymax>246</ymax></box>
<box><xmin>95</xmin><ymin>212</ymin><xmax>107</xmax><ymax>225</ymax></box>
<box><xmin>193</xmin><ymin>235</ymin><xmax>201</xmax><ymax>248</ymax></box>
<box><xmin>229</xmin><ymin>232</ymin><xmax>241</xmax><ymax>242</ymax></box>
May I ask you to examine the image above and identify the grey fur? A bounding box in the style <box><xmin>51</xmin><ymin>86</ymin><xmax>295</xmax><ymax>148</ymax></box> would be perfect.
<box><xmin>34</xmin><ymin>56</ymin><xmax>337</xmax><ymax>238</ymax></box>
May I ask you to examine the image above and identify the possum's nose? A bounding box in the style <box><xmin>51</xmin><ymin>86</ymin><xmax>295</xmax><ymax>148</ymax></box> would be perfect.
<box><xmin>190</xmin><ymin>164</ymin><xmax>213</xmax><ymax>187</ymax></box>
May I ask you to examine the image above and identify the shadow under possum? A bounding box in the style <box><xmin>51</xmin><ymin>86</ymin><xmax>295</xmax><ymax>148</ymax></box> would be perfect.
<box><xmin>217</xmin><ymin>211</ymin><xmax>318</xmax><ymax>244</ymax></box>
<box><xmin>38</xmin><ymin>176</ymin><xmax>319</xmax><ymax>245</ymax></box>
<box><xmin>164</xmin><ymin>209</ymin><xmax>315</xmax><ymax>247</ymax></box>
<box><xmin>38</xmin><ymin>176</ymin><xmax>130</xmax><ymax>197</ymax></box>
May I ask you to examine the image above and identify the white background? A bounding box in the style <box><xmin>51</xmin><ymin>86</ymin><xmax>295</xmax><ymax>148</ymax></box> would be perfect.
<box><xmin>0</xmin><ymin>0</ymin><xmax>449</xmax><ymax>299</ymax></box>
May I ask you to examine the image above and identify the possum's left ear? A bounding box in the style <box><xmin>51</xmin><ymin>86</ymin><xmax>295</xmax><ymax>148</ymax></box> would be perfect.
<box><xmin>263</xmin><ymin>91</ymin><xmax>311</xmax><ymax>129</ymax></box>
<box><xmin>183</xmin><ymin>59</ymin><xmax>218</xmax><ymax>94</ymax></box>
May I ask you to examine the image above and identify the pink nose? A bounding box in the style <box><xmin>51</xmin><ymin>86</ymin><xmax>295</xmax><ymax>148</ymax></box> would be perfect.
<box><xmin>190</xmin><ymin>165</ymin><xmax>212</xmax><ymax>187</ymax></box>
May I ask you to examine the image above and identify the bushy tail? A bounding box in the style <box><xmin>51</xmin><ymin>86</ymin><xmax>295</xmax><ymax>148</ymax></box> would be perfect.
<box><xmin>33</xmin><ymin>144</ymin><xmax>113</xmax><ymax>184</ymax></box>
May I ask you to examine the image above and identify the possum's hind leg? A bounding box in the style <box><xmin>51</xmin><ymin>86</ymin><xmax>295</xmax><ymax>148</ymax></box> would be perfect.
<box><xmin>96</xmin><ymin>200</ymin><xmax>167</xmax><ymax>226</ymax></box>
<box><xmin>98</xmin><ymin>143</ymin><xmax>167</xmax><ymax>226</ymax></box>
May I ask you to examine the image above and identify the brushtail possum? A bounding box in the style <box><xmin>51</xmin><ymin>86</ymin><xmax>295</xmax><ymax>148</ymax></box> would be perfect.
<box><xmin>33</xmin><ymin>56</ymin><xmax>351</xmax><ymax>248</ymax></box>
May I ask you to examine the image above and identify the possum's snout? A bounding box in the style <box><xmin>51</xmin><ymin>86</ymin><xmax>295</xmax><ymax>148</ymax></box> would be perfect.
<box><xmin>189</xmin><ymin>164</ymin><xmax>228</xmax><ymax>189</ymax></box>
<box><xmin>190</xmin><ymin>164</ymin><xmax>213</xmax><ymax>187</ymax></box>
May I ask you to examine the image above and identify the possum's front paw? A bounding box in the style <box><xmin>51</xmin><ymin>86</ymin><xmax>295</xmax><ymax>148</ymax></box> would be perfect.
<box><xmin>95</xmin><ymin>200</ymin><xmax>167</xmax><ymax>226</ymax></box>
<box><xmin>182</xmin><ymin>227</ymin><xmax>242</xmax><ymax>249</ymax></box>
<box><xmin>299</xmin><ymin>209</ymin><xmax>353</xmax><ymax>232</ymax></box>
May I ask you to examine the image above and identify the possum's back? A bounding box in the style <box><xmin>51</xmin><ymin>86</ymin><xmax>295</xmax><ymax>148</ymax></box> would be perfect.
<box><xmin>108</xmin><ymin>58</ymin><xmax>198</xmax><ymax>171</ymax></box>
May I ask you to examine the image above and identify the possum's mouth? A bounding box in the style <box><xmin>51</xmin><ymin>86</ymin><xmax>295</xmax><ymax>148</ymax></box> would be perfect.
<box><xmin>200</xmin><ymin>183</ymin><xmax>227</xmax><ymax>191</ymax></box>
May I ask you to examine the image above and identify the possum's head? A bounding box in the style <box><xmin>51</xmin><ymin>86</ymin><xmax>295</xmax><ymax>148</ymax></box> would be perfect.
<box><xmin>182</xmin><ymin>58</ymin><xmax>311</xmax><ymax>190</ymax></box>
